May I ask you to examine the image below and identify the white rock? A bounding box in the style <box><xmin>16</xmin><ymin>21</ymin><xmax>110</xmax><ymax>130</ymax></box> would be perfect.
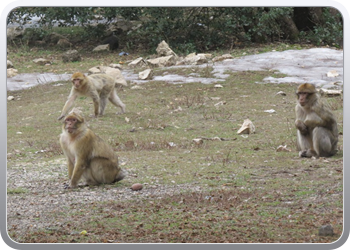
<box><xmin>7</xmin><ymin>96</ymin><xmax>15</xmax><ymax>101</ymax></box>
<box><xmin>92</xmin><ymin>44</ymin><xmax>110</xmax><ymax>52</ymax></box>
<box><xmin>33</xmin><ymin>58</ymin><xmax>51</xmax><ymax>65</ymax></box>
<box><xmin>156</xmin><ymin>40</ymin><xmax>178</xmax><ymax>57</ymax></box>
<box><xmin>147</xmin><ymin>55</ymin><xmax>176</xmax><ymax>67</ymax></box>
<box><xmin>237</xmin><ymin>119</ymin><xmax>255</xmax><ymax>135</ymax></box>
<box><xmin>326</xmin><ymin>70</ymin><xmax>339</xmax><ymax>77</ymax></box>
<box><xmin>212</xmin><ymin>54</ymin><xmax>233</xmax><ymax>62</ymax></box>
<box><xmin>7</xmin><ymin>68</ymin><xmax>18</xmax><ymax>78</ymax></box>
<box><xmin>264</xmin><ymin>109</ymin><xmax>276</xmax><ymax>114</ymax></box>
<box><xmin>128</xmin><ymin>57</ymin><xmax>147</xmax><ymax>68</ymax></box>
<box><xmin>138</xmin><ymin>69</ymin><xmax>153</xmax><ymax>80</ymax></box>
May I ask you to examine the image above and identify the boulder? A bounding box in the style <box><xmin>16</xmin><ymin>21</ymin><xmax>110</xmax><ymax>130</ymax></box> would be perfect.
<box><xmin>128</xmin><ymin>57</ymin><xmax>147</xmax><ymax>68</ymax></box>
<box><xmin>57</xmin><ymin>38</ymin><xmax>72</xmax><ymax>48</ymax></box>
<box><xmin>237</xmin><ymin>119</ymin><xmax>255</xmax><ymax>135</ymax></box>
<box><xmin>147</xmin><ymin>55</ymin><xmax>176</xmax><ymax>67</ymax></box>
<box><xmin>93</xmin><ymin>44</ymin><xmax>110</xmax><ymax>52</ymax></box>
<box><xmin>7</xmin><ymin>27</ymin><xmax>24</xmax><ymax>40</ymax></box>
<box><xmin>212</xmin><ymin>54</ymin><xmax>233</xmax><ymax>62</ymax></box>
<box><xmin>156</xmin><ymin>40</ymin><xmax>178</xmax><ymax>57</ymax></box>
<box><xmin>138</xmin><ymin>69</ymin><xmax>153</xmax><ymax>80</ymax></box>
<box><xmin>7</xmin><ymin>68</ymin><xmax>18</xmax><ymax>78</ymax></box>
<box><xmin>62</xmin><ymin>50</ymin><xmax>81</xmax><ymax>63</ymax></box>
<box><xmin>7</xmin><ymin>60</ymin><xmax>14</xmax><ymax>69</ymax></box>
<box><xmin>177</xmin><ymin>53</ymin><xmax>208</xmax><ymax>65</ymax></box>
<box><xmin>33</xmin><ymin>58</ymin><xmax>51</xmax><ymax>65</ymax></box>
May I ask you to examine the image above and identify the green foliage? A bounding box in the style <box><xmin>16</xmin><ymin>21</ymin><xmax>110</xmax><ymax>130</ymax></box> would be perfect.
<box><xmin>300</xmin><ymin>8</ymin><xmax>343</xmax><ymax>47</ymax></box>
<box><xmin>7</xmin><ymin>7</ymin><xmax>343</xmax><ymax>51</ymax></box>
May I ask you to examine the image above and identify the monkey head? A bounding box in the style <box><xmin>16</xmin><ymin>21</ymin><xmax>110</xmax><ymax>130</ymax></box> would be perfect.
<box><xmin>63</xmin><ymin>108</ymin><xmax>85</xmax><ymax>134</ymax></box>
<box><xmin>296</xmin><ymin>83</ymin><xmax>317</xmax><ymax>94</ymax></box>
<box><xmin>296</xmin><ymin>83</ymin><xmax>317</xmax><ymax>106</ymax></box>
<box><xmin>71</xmin><ymin>72</ymin><xmax>86</xmax><ymax>90</ymax></box>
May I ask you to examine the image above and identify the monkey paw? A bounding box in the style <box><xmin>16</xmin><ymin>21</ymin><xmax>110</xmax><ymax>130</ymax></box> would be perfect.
<box><xmin>58</xmin><ymin>115</ymin><xmax>65</xmax><ymax>120</ymax></box>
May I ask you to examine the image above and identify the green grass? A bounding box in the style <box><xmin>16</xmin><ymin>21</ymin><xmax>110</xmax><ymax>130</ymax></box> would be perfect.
<box><xmin>6</xmin><ymin>42</ymin><xmax>343</xmax><ymax>243</ymax></box>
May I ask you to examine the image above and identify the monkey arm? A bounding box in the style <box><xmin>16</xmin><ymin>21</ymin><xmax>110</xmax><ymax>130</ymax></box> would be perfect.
<box><xmin>58</xmin><ymin>92</ymin><xmax>78</xmax><ymax>120</ymax></box>
<box><xmin>70</xmin><ymin>157</ymin><xmax>88</xmax><ymax>188</ymax></box>
<box><xmin>295</xmin><ymin>119</ymin><xmax>308</xmax><ymax>135</ymax></box>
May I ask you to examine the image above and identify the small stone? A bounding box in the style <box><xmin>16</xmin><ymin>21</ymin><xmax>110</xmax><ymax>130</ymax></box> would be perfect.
<box><xmin>318</xmin><ymin>224</ymin><xmax>334</xmax><ymax>236</ymax></box>
<box><xmin>131</xmin><ymin>183</ymin><xmax>143</xmax><ymax>191</ymax></box>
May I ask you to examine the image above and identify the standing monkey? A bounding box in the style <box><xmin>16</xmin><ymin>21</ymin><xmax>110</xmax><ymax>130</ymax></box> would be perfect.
<box><xmin>59</xmin><ymin>108</ymin><xmax>126</xmax><ymax>188</ymax></box>
<box><xmin>58</xmin><ymin>72</ymin><xmax>126</xmax><ymax>120</ymax></box>
<box><xmin>295</xmin><ymin>83</ymin><xmax>338</xmax><ymax>158</ymax></box>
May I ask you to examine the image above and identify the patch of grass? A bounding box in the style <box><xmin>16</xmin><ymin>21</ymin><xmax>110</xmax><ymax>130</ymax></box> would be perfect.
<box><xmin>7</xmin><ymin>188</ymin><xmax>29</xmax><ymax>195</ymax></box>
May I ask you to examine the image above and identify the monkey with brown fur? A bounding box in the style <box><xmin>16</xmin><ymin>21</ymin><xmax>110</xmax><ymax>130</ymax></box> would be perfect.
<box><xmin>58</xmin><ymin>72</ymin><xmax>126</xmax><ymax>120</ymax></box>
<box><xmin>59</xmin><ymin>108</ymin><xmax>126</xmax><ymax>188</ymax></box>
<box><xmin>295</xmin><ymin>83</ymin><xmax>338</xmax><ymax>158</ymax></box>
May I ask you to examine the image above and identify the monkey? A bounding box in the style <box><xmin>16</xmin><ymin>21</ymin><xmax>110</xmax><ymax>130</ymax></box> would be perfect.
<box><xmin>58</xmin><ymin>72</ymin><xmax>126</xmax><ymax>120</ymax></box>
<box><xmin>59</xmin><ymin>108</ymin><xmax>126</xmax><ymax>188</ymax></box>
<box><xmin>102</xmin><ymin>32</ymin><xmax>119</xmax><ymax>50</ymax></box>
<box><xmin>295</xmin><ymin>83</ymin><xmax>338</xmax><ymax>158</ymax></box>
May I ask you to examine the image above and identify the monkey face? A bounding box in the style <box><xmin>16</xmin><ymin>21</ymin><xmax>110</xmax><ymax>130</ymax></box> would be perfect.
<box><xmin>297</xmin><ymin>92</ymin><xmax>309</xmax><ymax>106</ymax></box>
<box><xmin>71</xmin><ymin>72</ymin><xmax>86</xmax><ymax>90</ymax></box>
<box><xmin>65</xmin><ymin>117</ymin><xmax>78</xmax><ymax>133</ymax></box>
<box><xmin>72</xmin><ymin>78</ymin><xmax>83</xmax><ymax>89</ymax></box>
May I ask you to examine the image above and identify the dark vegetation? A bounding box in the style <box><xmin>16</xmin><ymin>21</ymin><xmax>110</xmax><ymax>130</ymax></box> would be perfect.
<box><xmin>7</xmin><ymin>7</ymin><xmax>343</xmax><ymax>54</ymax></box>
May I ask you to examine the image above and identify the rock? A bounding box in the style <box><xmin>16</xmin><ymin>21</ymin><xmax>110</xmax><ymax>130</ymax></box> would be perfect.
<box><xmin>7</xmin><ymin>96</ymin><xmax>15</xmax><ymax>101</ymax></box>
<box><xmin>128</xmin><ymin>57</ymin><xmax>147</xmax><ymax>68</ymax></box>
<box><xmin>214</xmin><ymin>84</ymin><xmax>223</xmax><ymax>88</ymax></box>
<box><xmin>276</xmin><ymin>91</ymin><xmax>286</xmax><ymax>96</ymax></box>
<box><xmin>7</xmin><ymin>60</ymin><xmax>14</xmax><ymax>69</ymax></box>
<box><xmin>7</xmin><ymin>68</ymin><xmax>18</xmax><ymax>78</ymax></box>
<box><xmin>156</xmin><ymin>40</ymin><xmax>178</xmax><ymax>57</ymax></box>
<box><xmin>276</xmin><ymin>145</ymin><xmax>291</xmax><ymax>152</ymax></box>
<box><xmin>44</xmin><ymin>32</ymin><xmax>68</xmax><ymax>44</ymax></box>
<box><xmin>319</xmin><ymin>225</ymin><xmax>334</xmax><ymax>236</ymax></box>
<box><xmin>131</xmin><ymin>183</ymin><xmax>143</xmax><ymax>191</ymax></box>
<box><xmin>93</xmin><ymin>44</ymin><xmax>110</xmax><ymax>52</ymax></box>
<box><xmin>33</xmin><ymin>58</ymin><xmax>51</xmax><ymax>65</ymax></box>
<box><xmin>177</xmin><ymin>53</ymin><xmax>208</xmax><ymax>65</ymax></box>
<box><xmin>212</xmin><ymin>54</ymin><xmax>233</xmax><ymax>62</ymax></box>
<box><xmin>237</xmin><ymin>119</ymin><xmax>255</xmax><ymax>135</ymax></box>
<box><xmin>326</xmin><ymin>70</ymin><xmax>339</xmax><ymax>77</ymax></box>
<box><xmin>198</xmin><ymin>53</ymin><xmax>212</xmax><ymax>59</ymax></box>
<box><xmin>264</xmin><ymin>109</ymin><xmax>276</xmax><ymax>114</ymax></box>
<box><xmin>62</xmin><ymin>50</ymin><xmax>81</xmax><ymax>63</ymax></box>
<box><xmin>147</xmin><ymin>55</ymin><xmax>176</xmax><ymax>67</ymax></box>
<box><xmin>7</xmin><ymin>26</ymin><xmax>24</xmax><ymax>40</ymax></box>
<box><xmin>319</xmin><ymin>88</ymin><xmax>342</xmax><ymax>97</ymax></box>
<box><xmin>138</xmin><ymin>69</ymin><xmax>153</xmax><ymax>80</ymax></box>
<box><xmin>192</xmin><ymin>138</ymin><xmax>204</xmax><ymax>145</ymax></box>
<box><xmin>57</xmin><ymin>38</ymin><xmax>72</xmax><ymax>48</ymax></box>
<box><xmin>88</xmin><ymin>67</ymin><xmax>101</xmax><ymax>74</ymax></box>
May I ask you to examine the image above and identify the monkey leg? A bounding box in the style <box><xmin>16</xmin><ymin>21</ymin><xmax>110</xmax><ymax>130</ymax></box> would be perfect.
<box><xmin>312</xmin><ymin>127</ymin><xmax>337</xmax><ymax>157</ymax></box>
<box><xmin>88</xmin><ymin>158</ymin><xmax>123</xmax><ymax>184</ymax></box>
<box><xmin>296</xmin><ymin>130</ymin><xmax>317</xmax><ymax>158</ymax></box>
<box><xmin>99</xmin><ymin>95</ymin><xmax>109</xmax><ymax>115</ymax></box>
<box><xmin>70</xmin><ymin>162</ymin><xmax>87</xmax><ymax>188</ymax></box>
<box><xmin>109</xmin><ymin>90</ymin><xmax>126</xmax><ymax>114</ymax></box>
